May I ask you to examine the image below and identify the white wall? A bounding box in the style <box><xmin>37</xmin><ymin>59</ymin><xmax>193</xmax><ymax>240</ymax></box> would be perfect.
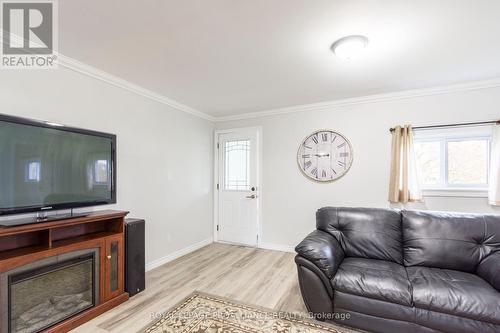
<box><xmin>216</xmin><ymin>87</ymin><xmax>500</xmax><ymax>250</ymax></box>
<box><xmin>0</xmin><ymin>67</ymin><xmax>214</xmax><ymax>267</ymax></box>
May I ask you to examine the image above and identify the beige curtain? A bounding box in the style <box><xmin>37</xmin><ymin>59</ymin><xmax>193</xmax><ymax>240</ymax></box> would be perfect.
<box><xmin>489</xmin><ymin>124</ymin><xmax>500</xmax><ymax>206</ymax></box>
<box><xmin>388</xmin><ymin>125</ymin><xmax>422</xmax><ymax>203</ymax></box>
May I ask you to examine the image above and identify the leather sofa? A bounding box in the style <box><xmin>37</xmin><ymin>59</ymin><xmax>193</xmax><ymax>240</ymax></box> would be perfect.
<box><xmin>295</xmin><ymin>207</ymin><xmax>500</xmax><ymax>333</ymax></box>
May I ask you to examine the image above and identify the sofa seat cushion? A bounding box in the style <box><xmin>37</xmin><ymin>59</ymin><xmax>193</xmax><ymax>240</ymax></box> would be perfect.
<box><xmin>407</xmin><ymin>266</ymin><xmax>500</xmax><ymax>324</ymax></box>
<box><xmin>331</xmin><ymin>258</ymin><xmax>412</xmax><ymax>306</ymax></box>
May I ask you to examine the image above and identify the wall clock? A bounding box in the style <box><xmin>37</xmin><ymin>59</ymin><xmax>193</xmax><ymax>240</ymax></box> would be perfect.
<box><xmin>297</xmin><ymin>130</ymin><xmax>353</xmax><ymax>182</ymax></box>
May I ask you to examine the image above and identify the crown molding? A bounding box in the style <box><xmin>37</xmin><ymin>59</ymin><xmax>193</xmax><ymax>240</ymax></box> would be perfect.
<box><xmin>215</xmin><ymin>78</ymin><xmax>500</xmax><ymax>122</ymax></box>
<box><xmin>57</xmin><ymin>53</ymin><xmax>216</xmax><ymax>122</ymax></box>
<box><xmin>58</xmin><ymin>55</ymin><xmax>216</xmax><ymax>121</ymax></box>
<box><xmin>5</xmin><ymin>29</ymin><xmax>499</xmax><ymax>123</ymax></box>
<box><xmin>2</xmin><ymin>30</ymin><xmax>215</xmax><ymax>121</ymax></box>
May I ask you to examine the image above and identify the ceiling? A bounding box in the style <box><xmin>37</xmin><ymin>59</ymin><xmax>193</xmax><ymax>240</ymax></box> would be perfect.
<box><xmin>59</xmin><ymin>1</ymin><xmax>500</xmax><ymax>117</ymax></box>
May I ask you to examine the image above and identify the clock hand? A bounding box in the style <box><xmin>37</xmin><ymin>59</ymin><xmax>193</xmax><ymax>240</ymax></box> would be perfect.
<box><xmin>314</xmin><ymin>153</ymin><xmax>330</xmax><ymax>157</ymax></box>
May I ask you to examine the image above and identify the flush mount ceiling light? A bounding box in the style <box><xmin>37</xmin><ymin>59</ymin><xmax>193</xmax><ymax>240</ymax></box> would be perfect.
<box><xmin>331</xmin><ymin>35</ymin><xmax>369</xmax><ymax>60</ymax></box>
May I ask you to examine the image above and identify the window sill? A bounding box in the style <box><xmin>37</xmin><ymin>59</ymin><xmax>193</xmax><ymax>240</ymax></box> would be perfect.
<box><xmin>422</xmin><ymin>188</ymin><xmax>488</xmax><ymax>198</ymax></box>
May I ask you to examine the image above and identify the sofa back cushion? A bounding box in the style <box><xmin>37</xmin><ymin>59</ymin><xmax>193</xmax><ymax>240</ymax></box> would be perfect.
<box><xmin>402</xmin><ymin>210</ymin><xmax>500</xmax><ymax>272</ymax></box>
<box><xmin>316</xmin><ymin>207</ymin><xmax>403</xmax><ymax>264</ymax></box>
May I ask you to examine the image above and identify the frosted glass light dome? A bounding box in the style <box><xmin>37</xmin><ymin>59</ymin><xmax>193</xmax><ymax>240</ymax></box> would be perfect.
<box><xmin>331</xmin><ymin>35</ymin><xmax>369</xmax><ymax>60</ymax></box>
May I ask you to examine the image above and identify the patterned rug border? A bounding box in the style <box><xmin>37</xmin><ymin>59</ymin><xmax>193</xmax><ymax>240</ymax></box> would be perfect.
<box><xmin>139</xmin><ymin>291</ymin><xmax>363</xmax><ymax>333</ymax></box>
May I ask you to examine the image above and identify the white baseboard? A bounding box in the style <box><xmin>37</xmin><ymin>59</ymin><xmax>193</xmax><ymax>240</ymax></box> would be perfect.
<box><xmin>258</xmin><ymin>242</ymin><xmax>295</xmax><ymax>253</ymax></box>
<box><xmin>146</xmin><ymin>238</ymin><xmax>213</xmax><ymax>272</ymax></box>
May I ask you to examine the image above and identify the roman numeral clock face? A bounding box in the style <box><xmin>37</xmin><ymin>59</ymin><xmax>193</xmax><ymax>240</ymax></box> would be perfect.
<box><xmin>297</xmin><ymin>130</ymin><xmax>353</xmax><ymax>182</ymax></box>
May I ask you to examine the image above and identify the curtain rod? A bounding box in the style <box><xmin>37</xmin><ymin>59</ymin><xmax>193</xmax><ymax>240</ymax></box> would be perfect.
<box><xmin>389</xmin><ymin>120</ymin><xmax>500</xmax><ymax>133</ymax></box>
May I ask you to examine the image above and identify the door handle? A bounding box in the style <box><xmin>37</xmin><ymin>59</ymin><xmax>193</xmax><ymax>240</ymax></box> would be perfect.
<box><xmin>246</xmin><ymin>194</ymin><xmax>257</xmax><ymax>199</ymax></box>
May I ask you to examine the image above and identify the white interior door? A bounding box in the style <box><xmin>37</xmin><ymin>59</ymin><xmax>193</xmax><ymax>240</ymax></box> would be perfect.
<box><xmin>217</xmin><ymin>128</ymin><xmax>259</xmax><ymax>246</ymax></box>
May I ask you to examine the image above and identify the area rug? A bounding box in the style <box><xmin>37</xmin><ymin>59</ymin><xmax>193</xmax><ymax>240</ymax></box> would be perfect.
<box><xmin>141</xmin><ymin>292</ymin><xmax>359</xmax><ymax>333</ymax></box>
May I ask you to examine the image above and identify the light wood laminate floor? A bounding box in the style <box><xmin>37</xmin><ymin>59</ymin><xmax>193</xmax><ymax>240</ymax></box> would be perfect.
<box><xmin>72</xmin><ymin>242</ymin><xmax>306</xmax><ymax>333</ymax></box>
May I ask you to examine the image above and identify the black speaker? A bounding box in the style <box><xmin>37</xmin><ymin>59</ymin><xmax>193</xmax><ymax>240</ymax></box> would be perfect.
<box><xmin>125</xmin><ymin>218</ymin><xmax>145</xmax><ymax>296</ymax></box>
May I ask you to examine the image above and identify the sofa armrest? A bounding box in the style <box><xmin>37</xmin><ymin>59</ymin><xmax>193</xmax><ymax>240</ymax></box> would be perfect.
<box><xmin>477</xmin><ymin>252</ymin><xmax>500</xmax><ymax>291</ymax></box>
<box><xmin>295</xmin><ymin>230</ymin><xmax>345</xmax><ymax>279</ymax></box>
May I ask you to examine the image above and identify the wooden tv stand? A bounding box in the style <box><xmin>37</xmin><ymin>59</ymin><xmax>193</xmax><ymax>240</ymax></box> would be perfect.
<box><xmin>0</xmin><ymin>210</ymin><xmax>130</xmax><ymax>333</ymax></box>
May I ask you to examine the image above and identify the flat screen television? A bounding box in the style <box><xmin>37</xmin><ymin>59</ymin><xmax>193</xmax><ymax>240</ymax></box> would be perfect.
<box><xmin>0</xmin><ymin>114</ymin><xmax>116</xmax><ymax>216</ymax></box>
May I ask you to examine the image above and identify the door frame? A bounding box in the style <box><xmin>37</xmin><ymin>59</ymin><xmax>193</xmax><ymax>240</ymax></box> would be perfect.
<box><xmin>213</xmin><ymin>126</ymin><xmax>262</xmax><ymax>247</ymax></box>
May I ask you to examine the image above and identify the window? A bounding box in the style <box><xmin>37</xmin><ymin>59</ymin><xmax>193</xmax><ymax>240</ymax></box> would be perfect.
<box><xmin>414</xmin><ymin>128</ymin><xmax>491</xmax><ymax>196</ymax></box>
<box><xmin>224</xmin><ymin>140</ymin><xmax>250</xmax><ymax>190</ymax></box>
<box><xmin>447</xmin><ymin>140</ymin><xmax>489</xmax><ymax>185</ymax></box>
<box><xmin>26</xmin><ymin>160</ymin><xmax>41</xmax><ymax>182</ymax></box>
<box><xmin>93</xmin><ymin>160</ymin><xmax>109</xmax><ymax>184</ymax></box>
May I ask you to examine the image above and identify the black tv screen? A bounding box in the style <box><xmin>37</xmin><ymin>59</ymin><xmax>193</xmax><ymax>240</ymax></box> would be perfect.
<box><xmin>0</xmin><ymin>115</ymin><xmax>116</xmax><ymax>215</ymax></box>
